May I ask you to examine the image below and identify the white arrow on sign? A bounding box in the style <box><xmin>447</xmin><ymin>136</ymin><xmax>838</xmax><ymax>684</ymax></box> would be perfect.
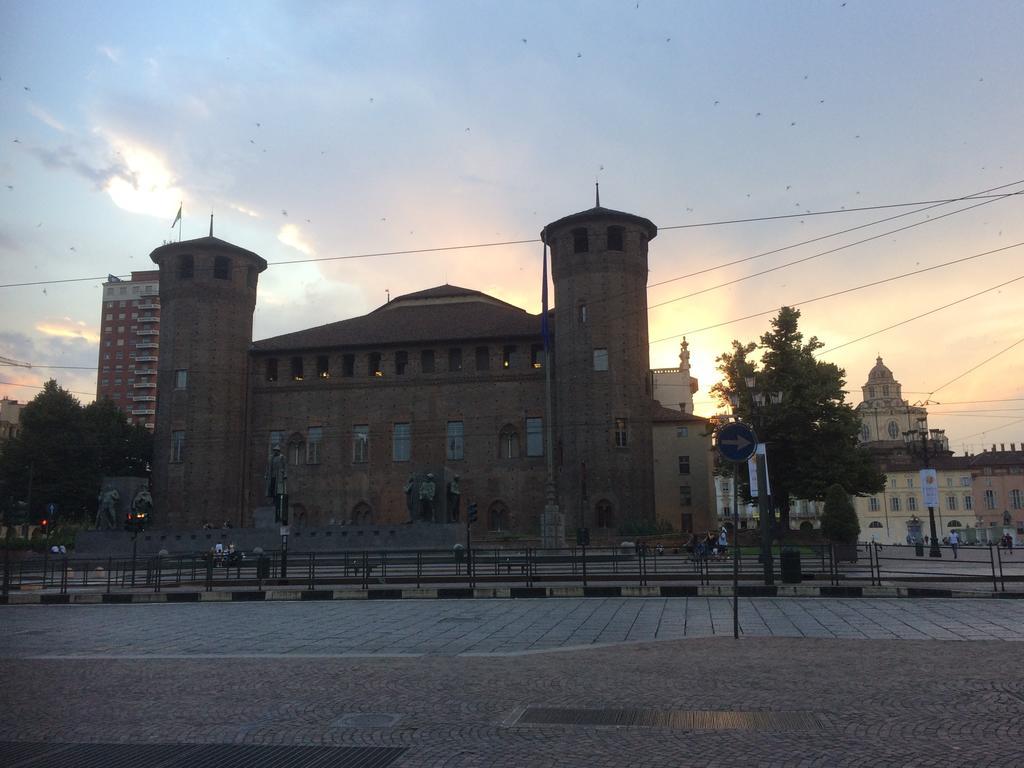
<box><xmin>719</xmin><ymin>435</ymin><xmax>753</xmax><ymax>450</ymax></box>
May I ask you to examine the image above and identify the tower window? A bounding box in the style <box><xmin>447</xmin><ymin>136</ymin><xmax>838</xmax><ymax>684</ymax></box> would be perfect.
<box><xmin>476</xmin><ymin>346</ymin><xmax>490</xmax><ymax>371</ymax></box>
<box><xmin>291</xmin><ymin>356</ymin><xmax>304</xmax><ymax>381</ymax></box>
<box><xmin>448</xmin><ymin>348</ymin><xmax>462</xmax><ymax>372</ymax></box>
<box><xmin>531</xmin><ymin>344</ymin><xmax>543</xmax><ymax>369</ymax></box>
<box><xmin>368</xmin><ymin>352</ymin><xmax>382</xmax><ymax>377</ymax></box>
<box><xmin>177</xmin><ymin>254</ymin><xmax>194</xmax><ymax>279</ymax></box>
<box><xmin>572</xmin><ymin>228</ymin><xmax>589</xmax><ymax>253</ymax></box>
<box><xmin>174</xmin><ymin>369</ymin><xmax>188</xmax><ymax>389</ymax></box>
<box><xmin>421</xmin><ymin>349</ymin><xmax>435</xmax><ymax>373</ymax></box>
<box><xmin>446</xmin><ymin>421</ymin><xmax>464</xmax><ymax>460</ymax></box>
<box><xmin>213</xmin><ymin>256</ymin><xmax>230</xmax><ymax>280</ymax></box>
<box><xmin>593</xmin><ymin>348</ymin><xmax>608</xmax><ymax>371</ymax></box>
<box><xmin>607</xmin><ymin>226</ymin><xmax>624</xmax><ymax>251</ymax></box>
<box><xmin>393</xmin><ymin>422</ymin><xmax>411</xmax><ymax>462</ymax></box>
<box><xmin>526</xmin><ymin>417</ymin><xmax>543</xmax><ymax>456</ymax></box>
<box><xmin>352</xmin><ymin>425</ymin><xmax>369</xmax><ymax>463</ymax></box>
<box><xmin>502</xmin><ymin>345</ymin><xmax>516</xmax><ymax>369</ymax></box>
<box><xmin>247</xmin><ymin>266</ymin><xmax>257</xmax><ymax>288</ymax></box>
<box><xmin>265</xmin><ymin>358</ymin><xmax>278</xmax><ymax>382</ymax></box>
<box><xmin>306</xmin><ymin>427</ymin><xmax>322</xmax><ymax>464</ymax></box>
<box><xmin>317</xmin><ymin>356</ymin><xmax>330</xmax><ymax>379</ymax></box>
<box><xmin>395</xmin><ymin>350</ymin><xmax>408</xmax><ymax>375</ymax></box>
<box><xmin>614</xmin><ymin>418</ymin><xmax>628</xmax><ymax>448</ymax></box>
<box><xmin>342</xmin><ymin>354</ymin><xmax>355</xmax><ymax>377</ymax></box>
<box><xmin>171</xmin><ymin>430</ymin><xmax>185</xmax><ymax>463</ymax></box>
<box><xmin>578</xmin><ymin>302</ymin><xmax>588</xmax><ymax>324</ymax></box>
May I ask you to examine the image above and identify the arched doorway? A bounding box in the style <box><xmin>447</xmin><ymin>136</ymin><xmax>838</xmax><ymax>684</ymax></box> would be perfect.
<box><xmin>595</xmin><ymin>499</ymin><xmax>614</xmax><ymax>529</ymax></box>
<box><xmin>350</xmin><ymin>501</ymin><xmax>373</xmax><ymax>526</ymax></box>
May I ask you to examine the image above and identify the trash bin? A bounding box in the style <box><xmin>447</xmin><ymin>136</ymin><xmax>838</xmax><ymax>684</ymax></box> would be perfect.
<box><xmin>256</xmin><ymin>555</ymin><xmax>270</xmax><ymax>580</ymax></box>
<box><xmin>780</xmin><ymin>548</ymin><xmax>802</xmax><ymax>584</ymax></box>
<box><xmin>915</xmin><ymin>541</ymin><xmax>925</xmax><ymax>557</ymax></box>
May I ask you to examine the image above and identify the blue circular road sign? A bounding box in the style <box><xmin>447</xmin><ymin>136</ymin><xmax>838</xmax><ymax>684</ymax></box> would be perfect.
<box><xmin>715</xmin><ymin>422</ymin><xmax>758</xmax><ymax>463</ymax></box>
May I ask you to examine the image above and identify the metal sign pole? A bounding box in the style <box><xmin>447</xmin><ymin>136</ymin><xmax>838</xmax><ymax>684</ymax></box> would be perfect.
<box><xmin>733</xmin><ymin>475</ymin><xmax>740</xmax><ymax>639</ymax></box>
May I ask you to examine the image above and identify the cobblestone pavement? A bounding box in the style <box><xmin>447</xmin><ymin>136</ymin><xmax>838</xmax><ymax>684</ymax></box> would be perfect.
<box><xmin>3</xmin><ymin>598</ymin><xmax>1024</xmax><ymax>767</ymax></box>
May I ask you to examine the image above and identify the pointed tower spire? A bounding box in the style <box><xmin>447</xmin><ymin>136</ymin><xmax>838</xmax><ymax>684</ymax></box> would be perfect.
<box><xmin>595</xmin><ymin>181</ymin><xmax>600</xmax><ymax>207</ymax></box>
<box><xmin>209</xmin><ymin>212</ymin><xmax>214</xmax><ymax>237</ymax></box>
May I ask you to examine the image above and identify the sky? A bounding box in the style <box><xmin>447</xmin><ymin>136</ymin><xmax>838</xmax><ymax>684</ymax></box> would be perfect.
<box><xmin>1</xmin><ymin>0</ymin><xmax>1023</xmax><ymax>455</ymax></box>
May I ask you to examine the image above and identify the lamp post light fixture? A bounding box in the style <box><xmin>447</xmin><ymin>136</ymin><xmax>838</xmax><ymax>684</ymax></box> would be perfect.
<box><xmin>903</xmin><ymin>416</ymin><xmax>943</xmax><ymax>558</ymax></box>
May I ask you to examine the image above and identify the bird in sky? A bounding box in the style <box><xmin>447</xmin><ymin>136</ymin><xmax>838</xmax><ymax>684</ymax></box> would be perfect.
<box><xmin>256</xmin><ymin>122</ymin><xmax>261</xmax><ymax>127</ymax></box>
<box><xmin>281</xmin><ymin>210</ymin><xmax>287</xmax><ymax>216</ymax></box>
<box><xmin>755</xmin><ymin>112</ymin><xmax>761</xmax><ymax>117</ymax></box>
<box><xmin>577</xmin><ymin>52</ymin><xmax>582</xmax><ymax>58</ymax></box>
<box><xmin>521</xmin><ymin>38</ymin><xmax>527</xmax><ymax>43</ymax></box>
<box><xmin>12</xmin><ymin>138</ymin><xmax>20</xmax><ymax>143</ymax></box>
<box><xmin>23</xmin><ymin>85</ymin><xmax>30</xmax><ymax>91</ymax></box>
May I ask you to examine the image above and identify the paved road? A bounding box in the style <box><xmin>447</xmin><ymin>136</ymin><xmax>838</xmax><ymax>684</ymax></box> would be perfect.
<box><xmin>3</xmin><ymin>598</ymin><xmax>1024</xmax><ymax>767</ymax></box>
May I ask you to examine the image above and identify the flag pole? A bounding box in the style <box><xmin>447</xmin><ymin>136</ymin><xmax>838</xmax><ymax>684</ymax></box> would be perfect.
<box><xmin>178</xmin><ymin>202</ymin><xmax>183</xmax><ymax>242</ymax></box>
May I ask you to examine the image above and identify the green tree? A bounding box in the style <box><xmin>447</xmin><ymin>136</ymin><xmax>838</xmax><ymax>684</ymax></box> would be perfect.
<box><xmin>711</xmin><ymin>307</ymin><xmax>884</xmax><ymax>535</ymax></box>
<box><xmin>819</xmin><ymin>483</ymin><xmax>861</xmax><ymax>544</ymax></box>
<box><xmin>0</xmin><ymin>381</ymin><xmax>152</xmax><ymax>523</ymax></box>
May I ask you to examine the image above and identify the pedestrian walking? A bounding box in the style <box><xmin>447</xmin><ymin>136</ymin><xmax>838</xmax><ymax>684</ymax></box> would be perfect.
<box><xmin>949</xmin><ymin>529</ymin><xmax>960</xmax><ymax>559</ymax></box>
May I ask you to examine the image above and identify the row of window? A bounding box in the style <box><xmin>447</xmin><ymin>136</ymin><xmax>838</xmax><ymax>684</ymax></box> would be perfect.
<box><xmin>869</xmin><ymin>495</ymin><xmax>974</xmax><ymax>513</ymax></box>
<box><xmin>264</xmin><ymin>344</ymin><xmax>549</xmax><ymax>382</ymax></box>
<box><xmin>871</xmin><ymin>489</ymin><xmax>1024</xmax><ymax>513</ymax></box>
<box><xmin>169</xmin><ymin>420</ymin><xmax>548</xmax><ymax>465</ymax></box>
<box><xmin>175</xmin><ymin>254</ymin><xmax>258</xmax><ymax>287</ymax></box>
<box><xmin>571</xmin><ymin>225</ymin><xmax>626</xmax><ymax>254</ymax></box>
<box><xmin>888</xmin><ymin>475</ymin><xmax>972</xmax><ymax>489</ymax></box>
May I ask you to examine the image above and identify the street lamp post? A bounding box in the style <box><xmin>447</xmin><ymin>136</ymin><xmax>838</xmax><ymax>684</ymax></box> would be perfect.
<box><xmin>734</xmin><ymin>377</ymin><xmax>784</xmax><ymax>585</ymax></box>
<box><xmin>903</xmin><ymin>417</ymin><xmax>942</xmax><ymax>558</ymax></box>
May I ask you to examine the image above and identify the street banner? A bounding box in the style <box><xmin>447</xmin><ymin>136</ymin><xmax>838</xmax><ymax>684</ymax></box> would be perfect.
<box><xmin>747</xmin><ymin>443</ymin><xmax>771</xmax><ymax>498</ymax></box>
<box><xmin>920</xmin><ymin>469</ymin><xmax>939</xmax><ymax>508</ymax></box>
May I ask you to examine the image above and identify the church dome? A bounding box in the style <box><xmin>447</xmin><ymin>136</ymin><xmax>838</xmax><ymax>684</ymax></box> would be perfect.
<box><xmin>868</xmin><ymin>356</ymin><xmax>894</xmax><ymax>382</ymax></box>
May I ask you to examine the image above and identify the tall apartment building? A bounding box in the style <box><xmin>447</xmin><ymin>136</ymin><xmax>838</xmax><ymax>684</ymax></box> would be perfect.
<box><xmin>96</xmin><ymin>270</ymin><xmax>161</xmax><ymax>430</ymax></box>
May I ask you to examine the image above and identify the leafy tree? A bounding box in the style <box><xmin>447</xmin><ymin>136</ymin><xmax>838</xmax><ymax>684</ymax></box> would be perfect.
<box><xmin>0</xmin><ymin>380</ymin><xmax>151</xmax><ymax>523</ymax></box>
<box><xmin>711</xmin><ymin>307</ymin><xmax>884</xmax><ymax>536</ymax></box>
<box><xmin>820</xmin><ymin>484</ymin><xmax>861</xmax><ymax>544</ymax></box>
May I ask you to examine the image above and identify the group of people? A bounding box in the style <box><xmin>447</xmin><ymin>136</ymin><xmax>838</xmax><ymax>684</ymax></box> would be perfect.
<box><xmin>687</xmin><ymin>527</ymin><xmax>730</xmax><ymax>561</ymax></box>
<box><xmin>208</xmin><ymin>542</ymin><xmax>242</xmax><ymax>566</ymax></box>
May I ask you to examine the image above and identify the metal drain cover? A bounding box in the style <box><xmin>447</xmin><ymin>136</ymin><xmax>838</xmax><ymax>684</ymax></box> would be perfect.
<box><xmin>516</xmin><ymin>706</ymin><xmax>825</xmax><ymax>732</ymax></box>
<box><xmin>0</xmin><ymin>741</ymin><xmax>407</xmax><ymax>768</ymax></box>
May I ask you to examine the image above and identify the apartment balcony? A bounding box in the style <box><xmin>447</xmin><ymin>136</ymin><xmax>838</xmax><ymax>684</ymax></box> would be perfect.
<box><xmin>138</xmin><ymin>315</ymin><xmax>159</xmax><ymax>323</ymax></box>
<box><xmin>133</xmin><ymin>381</ymin><xmax>157</xmax><ymax>389</ymax></box>
<box><xmin>133</xmin><ymin>394</ymin><xmax>157</xmax><ymax>402</ymax></box>
<box><xmin>136</xmin><ymin>355</ymin><xmax>158</xmax><ymax>363</ymax></box>
<box><xmin>131</xmin><ymin>408</ymin><xmax>156</xmax><ymax>416</ymax></box>
<box><xmin>138</xmin><ymin>302</ymin><xmax>160</xmax><ymax>310</ymax></box>
<box><xmin>134</xmin><ymin>368</ymin><xmax>156</xmax><ymax>376</ymax></box>
<box><xmin>136</xmin><ymin>329</ymin><xmax>159</xmax><ymax>337</ymax></box>
<box><xmin>136</xmin><ymin>342</ymin><xmax>159</xmax><ymax>349</ymax></box>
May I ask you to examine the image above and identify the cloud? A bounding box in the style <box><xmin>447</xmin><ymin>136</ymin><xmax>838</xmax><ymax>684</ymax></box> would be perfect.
<box><xmin>27</xmin><ymin>144</ymin><xmax>133</xmax><ymax>190</ymax></box>
<box><xmin>98</xmin><ymin>45</ymin><xmax>121</xmax><ymax>64</ymax></box>
<box><xmin>35</xmin><ymin>320</ymin><xmax>100</xmax><ymax>345</ymax></box>
<box><xmin>27</xmin><ymin>104</ymin><xmax>67</xmax><ymax>133</ymax></box>
<box><xmin>230</xmin><ymin>202</ymin><xmax>261</xmax><ymax>218</ymax></box>
<box><xmin>102</xmin><ymin>137</ymin><xmax>186</xmax><ymax>219</ymax></box>
<box><xmin>278</xmin><ymin>224</ymin><xmax>316</xmax><ymax>257</ymax></box>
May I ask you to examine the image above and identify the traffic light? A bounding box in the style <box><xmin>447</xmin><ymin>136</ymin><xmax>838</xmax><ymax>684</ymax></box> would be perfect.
<box><xmin>467</xmin><ymin>503</ymin><xmax>478</xmax><ymax>524</ymax></box>
<box><xmin>39</xmin><ymin>518</ymin><xmax>50</xmax><ymax>537</ymax></box>
<box><xmin>576</xmin><ymin>527</ymin><xmax>590</xmax><ymax>546</ymax></box>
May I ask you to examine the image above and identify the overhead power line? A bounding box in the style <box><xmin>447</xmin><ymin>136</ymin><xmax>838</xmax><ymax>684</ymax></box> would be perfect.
<box><xmin>928</xmin><ymin>336</ymin><xmax>1024</xmax><ymax>397</ymax></box>
<box><xmin>1</xmin><ymin>184</ymin><xmax>1021</xmax><ymax>290</ymax></box>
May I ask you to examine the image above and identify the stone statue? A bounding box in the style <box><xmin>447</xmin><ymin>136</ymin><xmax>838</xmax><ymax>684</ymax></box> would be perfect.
<box><xmin>131</xmin><ymin>486</ymin><xmax>153</xmax><ymax>518</ymax></box>
<box><xmin>418</xmin><ymin>472</ymin><xmax>436</xmax><ymax>521</ymax></box>
<box><xmin>447</xmin><ymin>475</ymin><xmax>461</xmax><ymax>522</ymax></box>
<box><xmin>96</xmin><ymin>487</ymin><xmax>119</xmax><ymax>530</ymax></box>
<box><xmin>265</xmin><ymin>444</ymin><xmax>288</xmax><ymax>498</ymax></box>
<box><xmin>403</xmin><ymin>474</ymin><xmax>416</xmax><ymax>522</ymax></box>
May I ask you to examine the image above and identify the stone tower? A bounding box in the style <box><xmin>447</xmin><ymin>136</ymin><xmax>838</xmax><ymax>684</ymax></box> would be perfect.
<box><xmin>542</xmin><ymin>198</ymin><xmax>658</xmax><ymax>533</ymax></box>
<box><xmin>149</xmin><ymin>235</ymin><xmax>267</xmax><ymax>528</ymax></box>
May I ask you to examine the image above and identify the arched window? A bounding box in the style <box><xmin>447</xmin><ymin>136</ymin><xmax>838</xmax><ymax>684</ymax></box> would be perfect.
<box><xmin>177</xmin><ymin>254</ymin><xmax>194</xmax><ymax>279</ymax></box>
<box><xmin>860</xmin><ymin>423</ymin><xmax>870</xmax><ymax>441</ymax></box>
<box><xmin>213</xmin><ymin>255</ymin><xmax>230</xmax><ymax>280</ymax></box>
<box><xmin>488</xmin><ymin>502</ymin><xmax>510</xmax><ymax>532</ymax></box>
<box><xmin>887</xmin><ymin>421</ymin><xmax>900</xmax><ymax>439</ymax></box>
<box><xmin>868</xmin><ymin>521</ymin><xmax>883</xmax><ymax>529</ymax></box>
<box><xmin>572</xmin><ymin>227</ymin><xmax>589</xmax><ymax>253</ymax></box>
<box><xmin>947</xmin><ymin>520</ymin><xmax>963</xmax><ymax>528</ymax></box>
<box><xmin>606</xmin><ymin>226</ymin><xmax>624</xmax><ymax>251</ymax></box>
<box><xmin>498</xmin><ymin>425</ymin><xmax>519</xmax><ymax>459</ymax></box>
<box><xmin>351</xmin><ymin>502</ymin><xmax>373</xmax><ymax>526</ymax></box>
<box><xmin>595</xmin><ymin>499</ymin><xmax>614</xmax><ymax>528</ymax></box>
<box><xmin>287</xmin><ymin>434</ymin><xmax>304</xmax><ymax>466</ymax></box>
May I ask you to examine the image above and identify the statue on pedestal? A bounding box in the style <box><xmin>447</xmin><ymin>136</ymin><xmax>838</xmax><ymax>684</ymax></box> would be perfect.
<box><xmin>96</xmin><ymin>487</ymin><xmax>119</xmax><ymax>530</ymax></box>
<box><xmin>418</xmin><ymin>472</ymin><xmax>436</xmax><ymax>522</ymax></box>
<box><xmin>403</xmin><ymin>474</ymin><xmax>416</xmax><ymax>522</ymax></box>
<box><xmin>447</xmin><ymin>475</ymin><xmax>461</xmax><ymax>522</ymax></box>
<box><xmin>265</xmin><ymin>444</ymin><xmax>288</xmax><ymax>523</ymax></box>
